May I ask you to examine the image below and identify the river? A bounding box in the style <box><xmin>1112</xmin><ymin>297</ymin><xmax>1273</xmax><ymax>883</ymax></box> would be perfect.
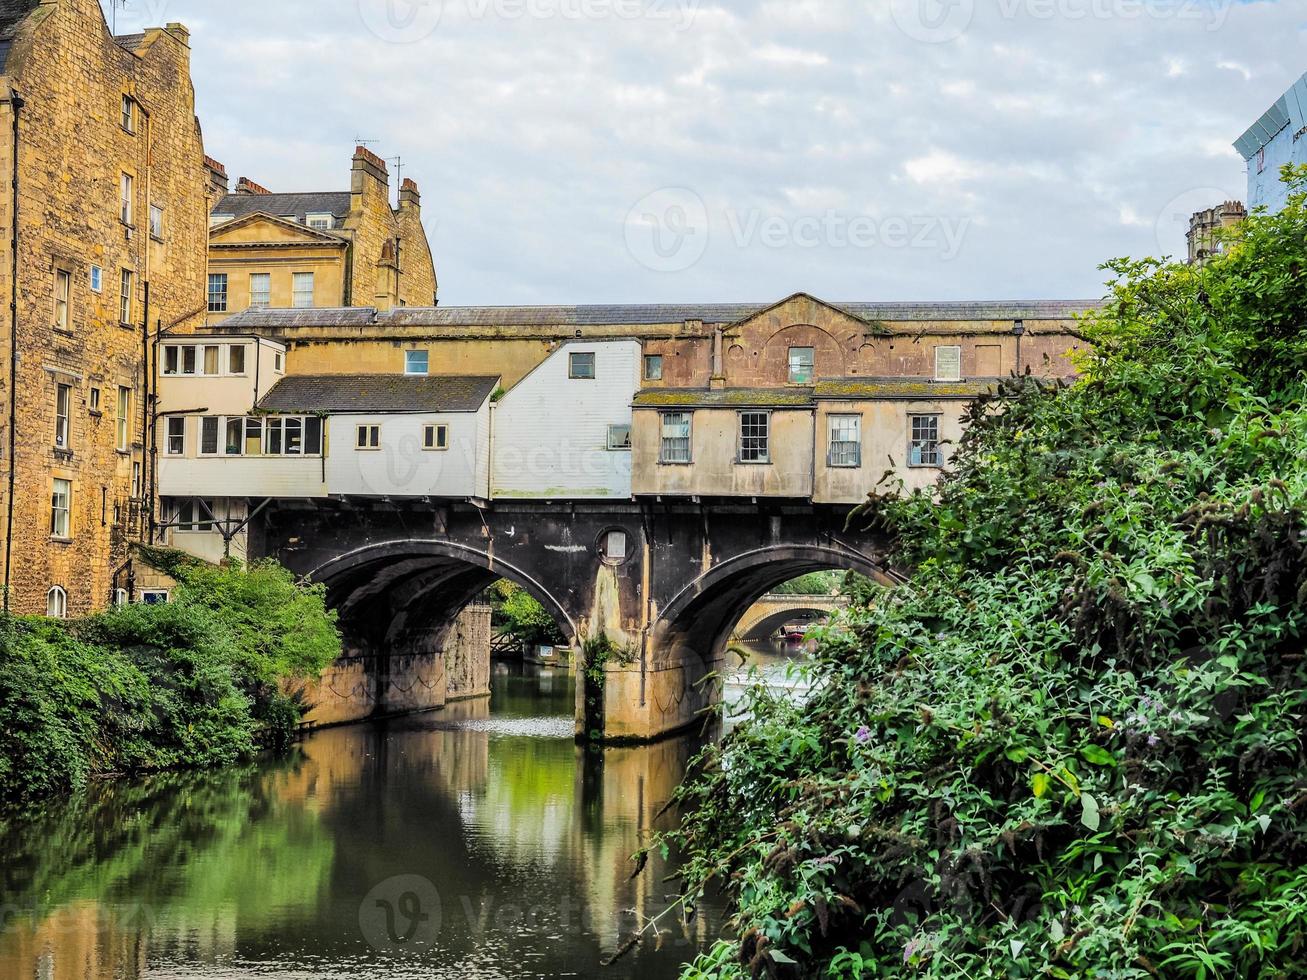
<box><xmin>0</xmin><ymin>663</ymin><xmax>723</xmax><ymax>979</ymax></box>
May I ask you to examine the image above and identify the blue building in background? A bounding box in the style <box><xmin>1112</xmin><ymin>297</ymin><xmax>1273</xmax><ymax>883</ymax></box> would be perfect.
<box><xmin>1235</xmin><ymin>72</ymin><xmax>1307</xmax><ymax>214</ymax></box>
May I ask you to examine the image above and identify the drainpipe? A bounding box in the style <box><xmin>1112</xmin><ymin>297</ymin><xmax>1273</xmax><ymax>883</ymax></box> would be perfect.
<box><xmin>2</xmin><ymin>90</ymin><xmax>23</xmax><ymax>613</ymax></box>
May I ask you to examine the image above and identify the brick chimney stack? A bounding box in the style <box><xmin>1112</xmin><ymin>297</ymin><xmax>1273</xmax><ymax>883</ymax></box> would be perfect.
<box><xmin>352</xmin><ymin>145</ymin><xmax>390</xmax><ymax>186</ymax></box>
<box><xmin>399</xmin><ymin>177</ymin><xmax>420</xmax><ymax>210</ymax></box>
<box><xmin>235</xmin><ymin>177</ymin><xmax>272</xmax><ymax>196</ymax></box>
<box><xmin>204</xmin><ymin>156</ymin><xmax>228</xmax><ymax>198</ymax></box>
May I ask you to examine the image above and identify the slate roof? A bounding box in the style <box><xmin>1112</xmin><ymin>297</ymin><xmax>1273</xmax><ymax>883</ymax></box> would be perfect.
<box><xmin>0</xmin><ymin>0</ymin><xmax>36</xmax><ymax>31</ymax></box>
<box><xmin>633</xmin><ymin>388</ymin><xmax>815</xmax><ymax>409</ymax></box>
<box><xmin>114</xmin><ymin>32</ymin><xmax>145</xmax><ymax>50</ymax></box>
<box><xmin>212</xmin><ymin>191</ymin><xmax>352</xmax><ymax>224</ymax></box>
<box><xmin>221</xmin><ymin>299</ymin><xmax>1100</xmax><ymax>332</ymax></box>
<box><xmin>257</xmin><ymin>374</ymin><xmax>500</xmax><ymax>414</ymax></box>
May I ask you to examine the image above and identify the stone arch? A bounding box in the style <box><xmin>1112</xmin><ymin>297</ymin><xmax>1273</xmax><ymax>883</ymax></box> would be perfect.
<box><xmin>651</xmin><ymin>543</ymin><xmax>893</xmax><ymax>667</ymax></box>
<box><xmin>734</xmin><ymin>604</ymin><xmax>840</xmax><ymax>642</ymax></box>
<box><xmin>758</xmin><ymin>324</ymin><xmax>847</xmax><ymax>383</ymax></box>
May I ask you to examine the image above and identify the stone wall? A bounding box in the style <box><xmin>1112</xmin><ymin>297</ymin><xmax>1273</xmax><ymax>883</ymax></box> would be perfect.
<box><xmin>0</xmin><ymin>0</ymin><xmax>208</xmax><ymax>615</ymax></box>
<box><xmin>444</xmin><ymin>600</ymin><xmax>492</xmax><ymax>701</ymax></box>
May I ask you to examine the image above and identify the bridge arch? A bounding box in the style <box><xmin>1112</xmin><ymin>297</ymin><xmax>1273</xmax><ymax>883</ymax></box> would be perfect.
<box><xmin>734</xmin><ymin>603</ymin><xmax>839</xmax><ymax>642</ymax></box>
<box><xmin>651</xmin><ymin>543</ymin><xmax>894</xmax><ymax>666</ymax></box>
<box><xmin>306</xmin><ymin>539</ymin><xmax>577</xmax><ymax>651</ymax></box>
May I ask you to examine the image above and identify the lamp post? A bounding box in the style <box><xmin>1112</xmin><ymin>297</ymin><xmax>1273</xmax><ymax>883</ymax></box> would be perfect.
<box><xmin>1012</xmin><ymin>320</ymin><xmax>1026</xmax><ymax>377</ymax></box>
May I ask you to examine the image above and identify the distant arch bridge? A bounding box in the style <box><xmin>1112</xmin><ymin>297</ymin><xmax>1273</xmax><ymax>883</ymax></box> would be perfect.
<box><xmin>732</xmin><ymin>594</ymin><xmax>848</xmax><ymax>641</ymax></box>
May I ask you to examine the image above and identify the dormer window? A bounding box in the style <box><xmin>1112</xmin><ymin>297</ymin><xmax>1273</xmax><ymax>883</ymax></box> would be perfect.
<box><xmin>306</xmin><ymin>213</ymin><xmax>334</xmax><ymax>230</ymax></box>
<box><xmin>209</xmin><ymin>213</ymin><xmax>234</xmax><ymax>227</ymax></box>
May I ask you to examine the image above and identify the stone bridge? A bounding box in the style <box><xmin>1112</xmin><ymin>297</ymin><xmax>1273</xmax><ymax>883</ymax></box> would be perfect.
<box><xmin>732</xmin><ymin>594</ymin><xmax>849</xmax><ymax>641</ymax></box>
<box><xmin>252</xmin><ymin>497</ymin><xmax>896</xmax><ymax>742</ymax></box>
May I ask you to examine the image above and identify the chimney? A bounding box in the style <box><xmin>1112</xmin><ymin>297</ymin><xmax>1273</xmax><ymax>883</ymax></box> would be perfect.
<box><xmin>352</xmin><ymin>145</ymin><xmax>390</xmax><ymax>192</ymax></box>
<box><xmin>204</xmin><ymin>156</ymin><xmax>229</xmax><ymax>198</ymax></box>
<box><xmin>399</xmin><ymin>177</ymin><xmax>421</xmax><ymax>210</ymax></box>
<box><xmin>164</xmin><ymin>22</ymin><xmax>191</xmax><ymax>46</ymax></box>
<box><xmin>235</xmin><ymin>177</ymin><xmax>272</xmax><ymax>196</ymax></box>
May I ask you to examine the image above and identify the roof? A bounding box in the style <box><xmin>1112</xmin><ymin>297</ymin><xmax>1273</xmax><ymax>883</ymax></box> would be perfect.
<box><xmin>257</xmin><ymin>374</ymin><xmax>500</xmax><ymax>414</ymax></box>
<box><xmin>634</xmin><ymin>387</ymin><xmax>815</xmax><ymax>409</ymax></box>
<box><xmin>220</xmin><ymin>298</ymin><xmax>1100</xmax><ymax>332</ymax></box>
<box><xmin>212</xmin><ymin>191</ymin><xmax>352</xmax><ymax>224</ymax></box>
<box><xmin>1235</xmin><ymin>72</ymin><xmax>1307</xmax><ymax>160</ymax></box>
<box><xmin>813</xmin><ymin>379</ymin><xmax>998</xmax><ymax>400</ymax></box>
<box><xmin>0</xmin><ymin>0</ymin><xmax>36</xmax><ymax>32</ymax></box>
<box><xmin>113</xmin><ymin>32</ymin><xmax>145</xmax><ymax>50</ymax></box>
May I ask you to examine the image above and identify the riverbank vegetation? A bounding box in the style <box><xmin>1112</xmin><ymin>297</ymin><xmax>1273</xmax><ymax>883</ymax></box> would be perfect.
<box><xmin>0</xmin><ymin>552</ymin><xmax>340</xmax><ymax>809</ymax></box>
<box><xmin>666</xmin><ymin>168</ymin><xmax>1307</xmax><ymax>977</ymax></box>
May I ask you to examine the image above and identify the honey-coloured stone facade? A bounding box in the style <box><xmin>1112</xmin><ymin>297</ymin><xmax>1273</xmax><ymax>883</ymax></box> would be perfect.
<box><xmin>0</xmin><ymin>0</ymin><xmax>209</xmax><ymax>615</ymax></box>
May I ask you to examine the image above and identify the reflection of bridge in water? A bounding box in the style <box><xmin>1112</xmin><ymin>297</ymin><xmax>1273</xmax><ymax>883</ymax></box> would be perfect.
<box><xmin>731</xmin><ymin>593</ymin><xmax>848</xmax><ymax>641</ymax></box>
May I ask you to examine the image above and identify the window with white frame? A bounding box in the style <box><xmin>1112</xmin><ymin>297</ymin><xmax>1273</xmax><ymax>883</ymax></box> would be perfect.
<box><xmin>306</xmin><ymin>213</ymin><xmax>334</xmax><ymax>230</ymax></box>
<box><xmin>199</xmin><ymin>415</ymin><xmax>219</xmax><ymax>455</ymax></box>
<box><xmin>207</xmin><ymin>274</ymin><xmax>228</xmax><ymax>313</ymax></box>
<box><xmin>166</xmin><ymin>416</ymin><xmax>185</xmax><ymax>455</ymax></box>
<box><xmin>113</xmin><ymin>588</ymin><xmax>128</xmax><ymax>608</ymax></box>
<box><xmin>47</xmin><ymin>585</ymin><xmax>67</xmax><ymax>618</ymax></box>
<box><xmin>292</xmin><ymin>272</ymin><xmax>315</xmax><ymax>308</ymax></box>
<box><xmin>228</xmin><ymin>344</ymin><xmax>246</xmax><ymax>375</ymax></box>
<box><xmin>608</xmin><ymin>424</ymin><xmax>632</xmax><ymax>451</ymax></box>
<box><xmin>149</xmin><ymin>204</ymin><xmax>164</xmax><ymax>240</ymax></box>
<box><xmin>89</xmin><ymin>387</ymin><xmax>100</xmax><ymax>414</ymax></box>
<box><xmin>909</xmin><ymin>414</ymin><xmax>941</xmax><ymax>467</ymax></box>
<box><xmin>90</xmin><ymin>265</ymin><xmax>103</xmax><ymax>293</ymax></box>
<box><xmin>934</xmin><ymin>346</ymin><xmax>962</xmax><ymax>382</ymax></box>
<box><xmin>120</xmin><ymin>173</ymin><xmax>134</xmax><ymax>224</ymax></box>
<box><xmin>356</xmin><ymin>424</ymin><xmax>381</xmax><ymax>450</ymax></box>
<box><xmin>121</xmin><ymin>94</ymin><xmax>136</xmax><ymax>133</ymax></box>
<box><xmin>738</xmin><ymin>411</ymin><xmax>770</xmax><ymax>463</ymax></box>
<box><xmin>660</xmin><ymin>412</ymin><xmax>692</xmax><ymax>463</ymax></box>
<box><xmin>789</xmin><ymin>347</ymin><xmax>815</xmax><ymax>384</ymax></box>
<box><xmin>258</xmin><ymin>416</ymin><xmax>322</xmax><ymax>456</ymax></box>
<box><xmin>132</xmin><ymin>461</ymin><xmax>142</xmax><ymax>499</ymax></box>
<box><xmin>141</xmin><ymin>589</ymin><xmax>170</xmax><ymax>605</ymax></box>
<box><xmin>224</xmin><ymin>417</ymin><xmax>244</xmax><ymax>455</ymax></box>
<box><xmin>162</xmin><ymin>343</ymin><xmax>249</xmax><ymax>377</ymax></box>
<box><xmin>171</xmin><ymin>499</ymin><xmax>213</xmax><ymax>533</ymax></box>
<box><xmin>203</xmin><ymin>345</ymin><xmax>222</xmax><ymax>376</ymax></box>
<box><xmin>249</xmin><ymin>273</ymin><xmax>271</xmax><ymax>308</ymax></box>
<box><xmin>828</xmin><ymin>415</ymin><xmax>862</xmax><ymax>467</ymax></box>
<box><xmin>604</xmin><ymin>529</ymin><xmax>628</xmax><ymax>563</ymax></box>
<box><xmin>569</xmin><ymin>352</ymin><xmax>596</xmax><ymax>379</ymax></box>
<box><xmin>405</xmin><ymin>350</ymin><xmax>429</xmax><ymax>375</ymax></box>
<box><xmin>120</xmin><ymin>268</ymin><xmax>134</xmax><ymax>325</ymax></box>
<box><xmin>273</xmin><ymin>351</ymin><xmax>285</xmax><ymax>373</ymax></box>
<box><xmin>116</xmin><ymin>387</ymin><xmax>131</xmax><ymax>450</ymax></box>
<box><xmin>54</xmin><ymin>269</ymin><xmax>71</xmax><ymax>330</ymax></box>
<box><xmin>50</xmin><ymin>479</ymin><xmax>71</xmax><ymax>538</ymax></box>
<box><xmin>210</xmin><ymin>213</ymin><xmax>234</xmax><ymax>228</ymax></box>
<box><xmin>423</xmin><ymin>424</ymin><xmax>448</xmax><ymax>451</ymax></box>
<box><xmin>54</xmin><ymin>384</ymin><xmax>71</xmax><ymax>449</ymax></box>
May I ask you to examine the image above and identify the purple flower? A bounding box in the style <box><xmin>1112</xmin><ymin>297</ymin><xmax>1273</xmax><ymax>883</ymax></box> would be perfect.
<box><xmin>903</xmin><ymin>940</ymin><xmax>918</xmax><ymax>963</ymax></box>
<box><xmin>855</xmin><ymin>726</ymin><xmax>872</xmax><ymax>745</ymax></box>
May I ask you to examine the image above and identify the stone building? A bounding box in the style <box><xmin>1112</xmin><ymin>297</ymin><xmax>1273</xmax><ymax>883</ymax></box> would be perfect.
<box><xmin>1187</xmin><ymin>201</ymin><xmax>1247</xmax><ymax>266</ymax></box>
<box><xmin>0</xmin><ymin>0</ymin><xmax>209</xmax><ymax>616</ymax></box>
<box><xmin>204</xmin><ymin>147</ymin><xmax>437</xmax><ymax>325</ymax></box>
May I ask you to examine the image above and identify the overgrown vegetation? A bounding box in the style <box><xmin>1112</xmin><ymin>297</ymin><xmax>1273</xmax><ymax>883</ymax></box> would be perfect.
<box><xmin>664</xmin><ymin>167</ymin><xmax>1307</xmax><ymax>978</ymax></box>
<box><xmin>489</xmin><ymin>579</ymin><xmax>567</xmax><ymax>648</ymax></box>
<box><xmin>0</xmin><ymin>553</ymin><xmax>340</xmax><ymax>809</ymax></box>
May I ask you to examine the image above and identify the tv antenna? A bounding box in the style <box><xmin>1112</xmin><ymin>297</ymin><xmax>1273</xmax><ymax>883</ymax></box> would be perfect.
<box><xmin>389</xmin><ymin>155</ymin><xmax>405</xmax><ymax>185</ymax></box>
<box><xmin>109</xmin><ymin>0</ymin><xmax>129</xmax><ymax>33</ymax></box>
<box><xmin>354</xmin><ymin>137</ymin><xmax>379</xmax><ymax>148</ymax></box>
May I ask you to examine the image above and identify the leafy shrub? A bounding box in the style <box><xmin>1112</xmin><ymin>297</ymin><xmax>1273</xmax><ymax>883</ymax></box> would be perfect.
<box><xmin>665</xmin><ymin>167</ymin><xmax>1307</xmax><ymax>977</ymax></box>
<box><xmin>0</xmin><ymin>556</ymin><xmax>340</xmax><ymax>808</ymax></box>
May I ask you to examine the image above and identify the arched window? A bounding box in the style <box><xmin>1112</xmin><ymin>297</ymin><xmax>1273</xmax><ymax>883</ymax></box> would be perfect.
<box><xmin>46</xmin><ymin>586</ymin><xmax>67</xmax><ymax>619</ymax></box>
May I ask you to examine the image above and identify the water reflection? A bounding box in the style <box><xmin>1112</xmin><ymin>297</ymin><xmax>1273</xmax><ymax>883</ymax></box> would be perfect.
<box><xmin>722</xmin><ymin>640</ymin><xmax>814</xmax><ymax>731</ymax></box>
<box><xmin>0</xmin><ymin>663</ymin><xmax>716</xmax><ymax>979</ymax></box>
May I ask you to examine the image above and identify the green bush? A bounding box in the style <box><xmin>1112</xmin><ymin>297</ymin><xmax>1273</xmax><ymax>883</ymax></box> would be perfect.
<box><xmin>0</xmin><ymin>556</ymin><xmax>340</xmax><ymax>808</ymax></box>
<box><xmin>665</xmin><ymin>167</ymin><xmax>1307</xmax><ymax>977</ymax></box>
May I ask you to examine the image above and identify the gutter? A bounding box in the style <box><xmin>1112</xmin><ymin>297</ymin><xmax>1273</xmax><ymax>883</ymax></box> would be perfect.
<box><xmin>2</xmin><ymin>89</ymin><xmax>22</xmax><ymax>613</ymax></box>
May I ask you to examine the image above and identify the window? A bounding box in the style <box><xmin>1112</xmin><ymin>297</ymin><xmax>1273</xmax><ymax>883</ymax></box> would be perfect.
<box><xmin>46</xmin><ymin>586</ymin><xmax>67</xmax><ymax>618</ymax></box>
<box><xmin>423</xmin><ymin>423</ymin><xmax>449</xmax><ymax>451</ymax></box>
<box><xmin>789</xmin><ymin>347</ymin><xmax>815</xmax><ymax>384</ymax></box>
<box><xmin>604</xmin><ymin>530</ymin><xmax>628</xmax><ymax>563</ymax></box>
<box><xmin>116</xmin><ymin>387</ymin><xmax>131</xmax><ymax>450</ymax></box>
<box><xmin>132</xmin><ymin>461</ymin><xmax>142</xmax><ymax>498</ymax></box>
<box><xmin>228</xmin><ymin>344</ymin><xmax>246</xmax><ymax>374</ymax></box>
<box><xmin>166</xmin><ymin>416</ymin><xmax>185</xmax><ymax>455</ymax></box>
<box><xmin>405</xmin><ymin>350</ymin><xmax>429</xmax><ymax>376</ymax></box>
<box><xmin>121</xmin><ymin>94</ymin><xmax>136</xmax><ymax>133</ymax></box>
<box><xmin>273</xmin><ymin>351</ymin><xmax>285</xmax><ymax>373</ymax></box>
<box><xmin>249</xmin><ymin>273</ymin><xmax>270</xmax><ymax>308</ymax></box>
<box><xmin>113</xmin><ymin>588</ymin><xmax>128</xmax><ymax>608</ymax></box>
<box><xmin>909</xmin><ymin>415</ymin><xmax>941</xmax><ymax>467</ymax></box>
<box><xmin>256</xmin><ymin>416</ymin><xmax>320</xmax><ymax>456</ymax></box>
<box><xmin>149</xmin><ymin>204</ymin><xmax>164</xmax><ymax>240</ymax></box>
<box><xmin>90</xmin><ymin>266</ymin><xmax>103</xmax><ymax>293</ymax></box>
<box><xmin>141</xmin><ymin>589</ymin><xmax>170</xmax><ymax>605</ymax></box>
<box><xmin>200</xmin><ymin>416</ymin><xmax>219</xmax><ymax>455</ymax></box>
<box><xmin>607</xmin><ymin>424</ymin><xmax>632</xmax><ymax>451</ymax></box>
<box><xmin>207</xmin><ymin>274</ymin><xmax>228</xmax><ymax>313</ymax></box>
<box><xmin>88</xmin><ymin>387</ymin><xmax>101</xmax><ymax>414</ymax></box>
<box><xmin>738</xmin><ymin>412</ymin><xmax>770</xmax><ymax>463</ymax></box>
<box><xmin>54</xmin><ymin>384</ymin><xmax>70</xmax><ymax>449</ymax></box>
<box><xmin>222</xmin><ymin>417</ymin><xmax>242</xmax><ymax>456</ymax></box>
<box><xmin>643</xmin><ymin>355</ymin><xmax>663</xmax><ymax>382</ymax></box>
<box><xmin>934</xmin><ymin>346</ymin><xmax>962</xmax><ymax>382</ymax></box>
<box><xmin>245</xmin><ymin>417</ymin><xmax>262</xmax><ymax>455</ymax></box>
<box><xmin>210</xmin><ymin>213</ymin><xmax>234</xmax><ymax>228</ymax></box>
<box><xmin>120</xmin><ymin>268</ymin><xmax>134</xmax><ymax>325</ymax></box>
<box><xmin>660</xmin><ymin>412</ymin><xmax>692</xmax><ymax>464</ymax></box>
<box><xmin>181</xmin><ymin>345</ymin><xmax>197</xmax><ymax>375</ymax></box>
<box><xmin>284</xmin><ymin>417</ymin><xmax>304</xmax><ymax>455</ymax></box>
<box><xmin>828</xmin><ymin>415</ymin><xmax>862</xmax><ymax>467</ymax></box>
<box><xmin>306</xmin><ymin>213</ymin><xmax>334</xmax><ymax>229</ymax></box>
<box><xmin>202</xmin><ymin>345</ymin><xmax>220</xmax><ymax>376</ymax></box>
<box><xmin>54</xmin><ymin>269</ymin><xmax>71</xmax><ymax>330</ymax></box>
<box><xmin>50</xmin><ymin>479</ymin><xmax>71</xmax><ymax>538</ymax></box>
<box><xmin>569</xmin><ymin>352</ymin><xmax>596</xmax><ymax>380</ymax></box>
<box><xmin>171</xmin><ymin>499</ymin><xmax>208</xmax><ymax>533</ymax></box>
<box><xmin>120</xmin><ymin>173</ymin><xmax>133</xmax><ymax>224</ymax></box>
<box><xmin>292</xmin><ymin>272</ymin><xmax>314</xmax><ymax>308</ymax></box>
<box><xmin>356</xmin><ymin>424</ymin><xmax>381</xmax><ymax>450</ymax></box>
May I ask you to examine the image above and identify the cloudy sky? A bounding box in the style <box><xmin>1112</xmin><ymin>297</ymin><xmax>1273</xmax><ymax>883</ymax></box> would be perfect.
<box><xmin>105</xmin><ymin>0</ymin><xmax>1305</xmax><ymax>306</ymax></box>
